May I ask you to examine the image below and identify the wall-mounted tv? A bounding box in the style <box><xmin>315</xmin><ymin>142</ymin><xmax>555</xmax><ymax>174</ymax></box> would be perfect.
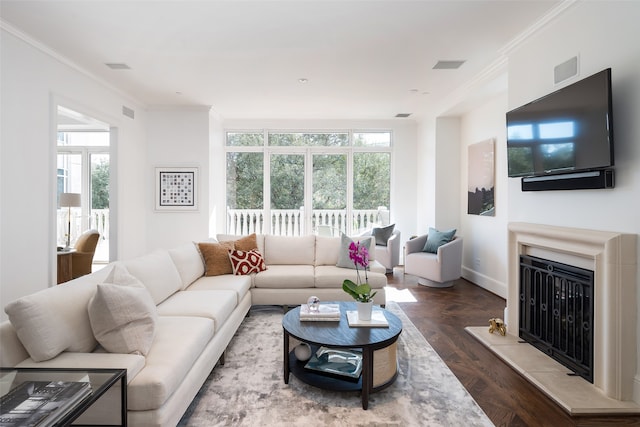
<box><xmin>506</xmin><ymin>68</ymin><xmax>614</xmax><ymax>180</ymax></box>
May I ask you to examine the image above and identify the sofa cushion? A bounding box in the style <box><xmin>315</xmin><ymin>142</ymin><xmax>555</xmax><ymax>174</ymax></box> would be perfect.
<box><xmin>314</xmin><ymin>266</ymin><xmax>387</xmax><ymax>289</ymax></box>
<box><xmin>185</xmin><ymin>275</ymin><xmax>252</xmax><ymax>304</ymax></box>
<box><xmin>157</xmin><ymin>290</ymin><xmax>237</xmax><ymax>333</ymax></box>
<box><xmin>264</xmin><ymin>235</ymin><xmax>315</xmax><ymax>265</ymax></box>
<box><xmin>122</xmin><ymin>250</ymin><xmax>182</xmax><ymax>305</ymax></box>
<box><xmin>253</xmin><ymin>265</ymin><xmax>315</xmax><ymax>288</ymax></box>
<box><xmin>229</xmin><ymin>249</ymin><xmax>267</xmax><ymax>275</ymax></box>
<box><xmin>336</xmin><ymin>233</ymin><xmax>374</xmax><ymax>269</ymax></box>
<box><xmin>314</xmin><ymin>236</ymin><xmax>341</xmax><ymax>266</ymax></box>
<box><xmin>3</xmin><ymin>267</ymin><xmax>112</xmax><ymax>362</ymax></box>
<box><xmin>168</xmin><ymin>243</ymin><xmax>205</xmax><ymax>289</ymax></box>
<box><xmin>88</xmin><ymin>271</ymin><xmax>158</xmax><ymax>356</ymax></box>
<box><xmin>197</xmin><ymin>241</ymin><xmax>234</xmax><ymax>276</ymax></box>
<box><xmin>372</xmin><ymin>223</ymin><xmax>395</xmax><ymax>246</ymax></box>
<box><xmin>423</xmin><ymin>227</ymin><xmax>457</xmax><ymax>253</ymax></box>
<box><xmin>127</xmin><ymin>316</ymin><xmax>214</xmax><ymax>411</ymax></box>
<box><xmin>17</xmin><ymin>352</ymin><xmax>146</xmax><ymax>385</ymax></box>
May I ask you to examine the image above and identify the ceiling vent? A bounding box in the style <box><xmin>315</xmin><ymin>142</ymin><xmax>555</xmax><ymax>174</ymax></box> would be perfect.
<box><xmin>433</xmin><ymin>60</ymin><xmax>465</xmax><ymax>70</ymax></box>
<box><xmin>395</xmin><ymin>113</ymin><xmax>412</xmax><ymax>118</ymax></box>
<box><xmin>105</xmin><ymin>63</ymin><xmax>131</xmax><ymax>70</ymax></box>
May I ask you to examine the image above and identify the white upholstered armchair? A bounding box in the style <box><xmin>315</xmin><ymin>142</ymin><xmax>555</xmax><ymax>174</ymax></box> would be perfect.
<box><xmin>404</xmin><ymin>234</ymin><xmax>463</xmax><ymax>287</ymax></box>
<box><xmin>375</xmin><ymin>229</ymin><xmax>401</xmax><ymax>273</ymax></box>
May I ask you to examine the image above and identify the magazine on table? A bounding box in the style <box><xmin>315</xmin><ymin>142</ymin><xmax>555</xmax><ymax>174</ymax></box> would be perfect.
<box><xmin>0</xmin><ymin>380</ymin><xmax>92</xmax><ymax>427</ymax></box>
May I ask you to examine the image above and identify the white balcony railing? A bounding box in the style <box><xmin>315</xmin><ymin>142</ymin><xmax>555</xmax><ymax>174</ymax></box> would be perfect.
<box><xmin>226</xmin><ymin>207</ymin><xmax>389</xmax><ymax>236</ymax></box>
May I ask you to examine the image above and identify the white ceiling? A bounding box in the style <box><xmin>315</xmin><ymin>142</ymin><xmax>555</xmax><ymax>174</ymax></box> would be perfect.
<box><xmin>0</xmin><ymin>0</ymin><xmax>564</xmax><ymax>120</ymax></box>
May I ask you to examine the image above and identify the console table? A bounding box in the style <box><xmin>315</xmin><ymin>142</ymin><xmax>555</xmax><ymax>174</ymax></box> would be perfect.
<box><xmin>0</xmin><ymin>367</ymin><xmax>127</xmax><ymax>426</ymax></box>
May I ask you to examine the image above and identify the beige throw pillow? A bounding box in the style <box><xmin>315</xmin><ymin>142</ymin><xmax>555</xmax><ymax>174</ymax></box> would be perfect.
<box><xmin>88</xmin><ymin>267</ymin><xmax>158</xmax><ymax>356</ymax></box>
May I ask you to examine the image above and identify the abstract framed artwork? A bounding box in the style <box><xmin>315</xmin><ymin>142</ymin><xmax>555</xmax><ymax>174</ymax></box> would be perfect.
<box><xmin>467</xmin><ymin>138</ymin><xmax>495</xmax><ymax>216</ymax></box>
<box><xmin>155</xmin><ymin>167</ymin><xmax>198</xmax><ymax>211</ymax></box>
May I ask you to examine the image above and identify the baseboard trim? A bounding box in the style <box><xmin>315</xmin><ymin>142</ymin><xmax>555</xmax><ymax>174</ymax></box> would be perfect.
<box><xmin>462</xmin><ymin>267</ymin><xmax>507</xmax><ymax>299</ymax></box>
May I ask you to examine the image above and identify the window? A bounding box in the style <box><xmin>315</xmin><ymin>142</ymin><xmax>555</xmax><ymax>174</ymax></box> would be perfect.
<box><xmin>225</xmin><ymin>131</ymin><xmax>391</xmax><ymax>235</ymax></box>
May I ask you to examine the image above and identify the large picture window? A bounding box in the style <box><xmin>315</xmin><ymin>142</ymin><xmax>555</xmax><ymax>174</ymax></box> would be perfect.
<box><xmin>226</xmin><ymin>131</ymin><xmax>391</xmax><ymax>236</ymax></box>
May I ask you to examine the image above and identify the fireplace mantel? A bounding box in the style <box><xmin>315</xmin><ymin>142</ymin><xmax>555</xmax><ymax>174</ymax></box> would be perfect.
<box><xmin>467</xmin><ymin>222</ymin><xmax>639</xmax><ymax>414</ymax></box>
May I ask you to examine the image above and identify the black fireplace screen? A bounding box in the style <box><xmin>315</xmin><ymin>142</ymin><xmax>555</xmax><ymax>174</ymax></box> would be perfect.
<box><xmin>519</xmin><ymin>255</ymin><xmax>594</xmax><ymax>383</ymax></box>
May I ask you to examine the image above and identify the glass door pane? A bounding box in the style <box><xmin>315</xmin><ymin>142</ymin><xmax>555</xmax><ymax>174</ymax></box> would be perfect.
<box><xmin>226</xmin><ymin>152</ymin><xmax>264</xmax><ymax>234</ymax></box>
<box><xmin>353</xmin><ymin>152</ymin><xmax>390</xmax><ymax>231</ymax></box>
<box><xmin>270</xmin><ymin>154</ymin><xmax>304</xmax><ymax>235</ymax></box>
<box><xmin>90</xmin><ymin>153</ymin><xmax>109</xmax><ymax>263</ymax></box>
<box><xmin>57</xmin><ymin>153</ymin><xmax>82</xmax><ymax>248</ymax></box>
<box><xmin>312</xmin><ymin>154</ymin><xmax>346</xmax><ymax>235</ymax></box>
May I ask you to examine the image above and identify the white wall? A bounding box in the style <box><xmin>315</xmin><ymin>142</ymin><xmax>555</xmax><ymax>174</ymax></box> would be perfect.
<box><xmin>506</xmin><ymin>1</ymin><xmax>640</xmax><ymax>400</ymax></box>
<box><xmin>415</xmin><ymin>118</ymin><xmax>436</xmax><ymax>233</ymax></box>
<box><xmin>508</xmin><ymin>2</ymin><xmax>640</xmax><ymax>232</ymax></box>
<box><xmin>145</xmin><ymin>108</ymin><xmax>212</xmax><ymax>249</ymax></box>
<box><xmin>459</xmin><ymin>93</ymin><xmax>509</xmax><ymax>298</ymax></box>
<box><xmin>0</xmin><ymin>29</ymin><xmax>148</xmax><ymax>319</ymax></box>
<box><xmin>219</xmin><ymin>119</ymin><xmax>418</xmax><ymax>242</ymax></box>
<box><xmin>434</xmin><ymin>0</ymin><xmax>640</xmax><ymax>400</ymax></box>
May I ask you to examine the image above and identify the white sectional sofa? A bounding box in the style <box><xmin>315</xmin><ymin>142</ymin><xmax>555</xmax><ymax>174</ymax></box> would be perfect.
<box><xmin>0</xmin><ymin>233</ymin><xmax>387</xmax><ymax>426</ymax></box>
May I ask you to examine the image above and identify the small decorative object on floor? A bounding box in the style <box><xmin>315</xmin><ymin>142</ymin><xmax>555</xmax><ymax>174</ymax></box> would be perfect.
<box><xmin>294</xmin><ymin>343</ymin><xmax>312</xmax><ymax>361</ymax></box>
<box><xmin>342</xmin><ymin>240</ymin><xmax>377</xmax><ymax>321</ymax></box>
<box><xmin>488</xmin><ymin>318</ymin><xmax>506</xmax><ymax>336</ymax></box>
<box><xmin>307</xmin><ymin>296</ymin><xmax>320</xmax><ymax>313</ymax></box>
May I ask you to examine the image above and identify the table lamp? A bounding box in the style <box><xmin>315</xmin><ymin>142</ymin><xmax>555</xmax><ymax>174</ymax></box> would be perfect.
<box><xmin>60</xmin><ymin>192</ymin><xmax>81</xmax><ymax>249</ymax></box>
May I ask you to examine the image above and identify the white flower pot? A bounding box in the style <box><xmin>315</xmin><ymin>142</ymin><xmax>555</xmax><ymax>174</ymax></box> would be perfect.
<box><xmin>357</xmin><ymin>301</ymin><xmax>373</xmax><ymax>321</ymax></box>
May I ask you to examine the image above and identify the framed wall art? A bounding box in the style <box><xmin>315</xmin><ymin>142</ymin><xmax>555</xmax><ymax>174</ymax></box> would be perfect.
<box><xmin>467</xmin><ymin>139</ymin><xmax>495</xmax><ymax>216</ymax></box>
<box><xmin>155</xmin><ymin>167</ymin><xmax>198</xmax><ymax>211</ymax></box>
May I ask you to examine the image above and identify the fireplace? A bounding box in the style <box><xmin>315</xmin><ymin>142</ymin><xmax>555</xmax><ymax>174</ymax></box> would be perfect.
<box><xmin>466</xmin><ymin>222</ymin><xmax>639</xmax><ymax>414</ymax></box>
<box><xmin>519</xmin><ymin>255</ymin><xmax>594</xmax><ymax>383</ymax></box>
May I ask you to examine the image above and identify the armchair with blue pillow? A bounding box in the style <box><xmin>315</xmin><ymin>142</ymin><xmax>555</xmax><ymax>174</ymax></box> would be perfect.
<box><xmin>404</xmin><ymin>227</ymin><xmax>462</xmax><ymax>287</ymax></box>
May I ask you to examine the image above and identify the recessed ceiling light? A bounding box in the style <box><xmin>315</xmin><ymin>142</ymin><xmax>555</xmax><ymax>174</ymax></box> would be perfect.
<box><xmin>105</xmin><ymin>63</ymin><xmax>131</xmax><ymax>70</ymax></box>
<box><xmin>433</xmin><ymin>60</ymin><xmax>465</xmax><ymax>70</ymax></box>
<box><xmin>409</xmin><ymin>89</ymin><xmax>419</xmax><ymax>93</ymax></box>
<box><xmin>298</xmin><ymin>78</ymin><xmax>309</xmax><ymax>84</ymax></box>
<box><xmin>395</xmin><ymin>113</ymin><xmax>412</xmax><ymax>118</ymax></box>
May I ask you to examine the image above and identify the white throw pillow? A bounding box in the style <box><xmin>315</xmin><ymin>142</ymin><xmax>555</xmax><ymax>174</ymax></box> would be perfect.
<box><xmin>336</xmin><ymin>233</ymin><xmax>375</xmax><ymax>269</ymax></box>
<box><xmin>88</xmin><ymin>267</ymin><xmax>158</xmax><ymax>356</ymax></box>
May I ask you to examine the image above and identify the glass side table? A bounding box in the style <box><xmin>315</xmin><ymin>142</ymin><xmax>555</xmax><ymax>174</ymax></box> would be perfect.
<box><xmin>0</xmin><ymin>367</ymin><xmax>127</xmax><ymax>426</ymax></box>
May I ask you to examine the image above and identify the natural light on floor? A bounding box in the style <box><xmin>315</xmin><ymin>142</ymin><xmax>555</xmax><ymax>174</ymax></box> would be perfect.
<box><xmin>384</xmin><ymin>286</ymin><xmax>417</xmax><ymax>303</ymax></box>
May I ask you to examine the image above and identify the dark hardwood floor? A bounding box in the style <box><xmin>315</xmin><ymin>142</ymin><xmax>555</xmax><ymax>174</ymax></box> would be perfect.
<box><xmin>387</xmin><ymin>269</ymin><xmax>640</xmax><ymax>427</ymax></box>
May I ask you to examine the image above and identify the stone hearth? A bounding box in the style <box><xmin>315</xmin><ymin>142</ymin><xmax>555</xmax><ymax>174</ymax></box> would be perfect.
<box><xmin>467</xmin><ymin>222</ymin><xmax>639</xmax><ymax>415</ymax></box>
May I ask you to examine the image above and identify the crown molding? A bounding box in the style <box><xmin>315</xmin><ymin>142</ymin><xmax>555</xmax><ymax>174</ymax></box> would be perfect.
<box><xmin>1</xmin><ymin>19</ymin><xmax>145</xmax><ymax>109</ymax></box>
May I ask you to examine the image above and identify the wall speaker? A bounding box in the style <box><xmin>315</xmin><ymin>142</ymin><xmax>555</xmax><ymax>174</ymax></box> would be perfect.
<box><xmin>521</xmin><ymin>169</ymin><xmax>614</xmax><ymax>191</ymax></box>
<box><xmin>554</xmin><ymin>56</ymin><xmax>579</xmax><ymax>84</ymax></box>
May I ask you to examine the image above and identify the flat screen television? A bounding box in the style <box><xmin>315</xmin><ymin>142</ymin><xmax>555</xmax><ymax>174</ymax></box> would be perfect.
<box><xmin>506</xmin><ymin>68</ymin><xmax>614</xmax><ymax>178</ymax></box>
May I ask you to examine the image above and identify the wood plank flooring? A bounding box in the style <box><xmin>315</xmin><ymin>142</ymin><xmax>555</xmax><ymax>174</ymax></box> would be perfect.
<box><xmin>388</xmin><ymin>269</ymin><xmax>640</xmax><ymax>427</ymax></box>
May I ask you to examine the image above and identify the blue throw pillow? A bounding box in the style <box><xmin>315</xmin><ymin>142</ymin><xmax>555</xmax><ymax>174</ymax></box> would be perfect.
<box><xmin>422</xmin><ymin>227</ymin><xmax>456</xmax><ymax>253</ymax></box>
<box><xmin>371</xmin><ymin>224</ymin><xmax>395</xmax><ymax>247</ymax></box>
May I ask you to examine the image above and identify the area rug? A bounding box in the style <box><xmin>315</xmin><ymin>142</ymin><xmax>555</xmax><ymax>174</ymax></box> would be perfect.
<box><xmin>177</xmin><ymin>302</ymin><xmax>494</xmax><ymax>426</ymax></box>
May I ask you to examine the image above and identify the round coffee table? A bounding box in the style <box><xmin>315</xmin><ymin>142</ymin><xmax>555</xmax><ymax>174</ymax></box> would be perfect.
<box><xmin>282</xmin><ymin>301</ymin><xmax>402</xmax><ymax>409</ymax></box>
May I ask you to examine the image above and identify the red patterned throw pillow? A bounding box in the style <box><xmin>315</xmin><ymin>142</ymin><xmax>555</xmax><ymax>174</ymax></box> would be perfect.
<box><xmin>228</xmin><ymin>249</ymin><xmax>267</xmax><ymax>275</ymax></box>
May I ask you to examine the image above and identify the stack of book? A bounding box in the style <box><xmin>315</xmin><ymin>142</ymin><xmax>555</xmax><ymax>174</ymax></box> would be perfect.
<box><xmin>299</xmin><ymin>303</ymin><xmax>341</xmax><ymax>321</ymax></box>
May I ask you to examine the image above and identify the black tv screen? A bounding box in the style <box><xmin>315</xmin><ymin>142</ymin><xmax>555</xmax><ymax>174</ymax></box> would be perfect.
<box><xmin>506</xmin><ymin>68</ymin><xmax>614</xmax><ymax>178</ymax></box>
